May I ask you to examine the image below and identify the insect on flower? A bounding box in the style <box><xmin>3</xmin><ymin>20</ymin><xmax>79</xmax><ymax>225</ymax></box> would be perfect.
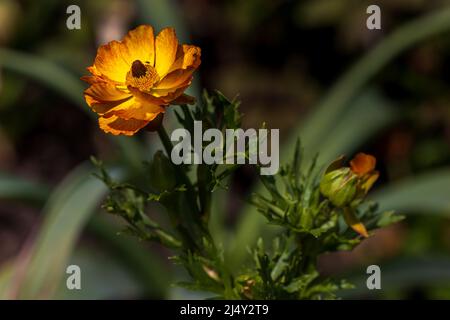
<box><xmin>82</xmin><ymin>25</ymin><xmax>201</xmax><ymax>135</ymax></box>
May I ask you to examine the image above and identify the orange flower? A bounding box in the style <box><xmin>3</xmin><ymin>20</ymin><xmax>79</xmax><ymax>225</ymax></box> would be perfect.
<box><xmin>82</xmin><ymin>25</ymin><xmax>201</xmax><ymax>135</ymax></box>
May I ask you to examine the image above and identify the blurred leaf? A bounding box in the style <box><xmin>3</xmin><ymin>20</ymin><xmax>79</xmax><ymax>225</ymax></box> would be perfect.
<box><xmin>288</xmin><ymin>6</ymin><xmax>450</xmax><ymax>157</ymax></box>
<box><xmin>0</xmin><ymin>172</ymin><xmax>49</xmax><ymax>204</ymax></box>
<box><xmin>309</xmin><ymin>89</ymin><xmax>397</xmax><ymax>165</ymax></box>
<box><xmin>372</xmin><ymin>169</ymin><xmax>450</xmax><ymax>214</ymax></box>
<box><xmin>0</xmin><ymin>263</ymin><xmax>13</xmax><ymax>299</ymax></box>
<box><xmin>86</xmin><ymin>215</ymin><xmax>171</xmax><ymax>298</ymax></box>
<box><xmin>136</xmin><ymin>0</ymin><xmax>188</xmax><ymax>42</ymax></box>
<box><xmin>11</xmin><ymin>163</ymin><xmax>108</xmax><ymax>298</ymax></box>
<box><xmin>0</xmin><ymin>48</ymin><xmax>84</xmax><ymax>108</ymax></box>
<box><xmin>296</xmin><ymin>0</ymin><xmax>352</xmax><ymax>27</ymax></box>
<box><xmin>340</xmin><ymin>255</ymin><xmax>450</xmax><ymax>298</ymax></box>
<box><xmin>55</xmin><ymin>246</ymin><xmax>143</xmax><ymax>299</ymax></box>
<box><xmin>0</xmin><ymin>171</ymin><xmax>170</xmax><ymax>299</ymax></box>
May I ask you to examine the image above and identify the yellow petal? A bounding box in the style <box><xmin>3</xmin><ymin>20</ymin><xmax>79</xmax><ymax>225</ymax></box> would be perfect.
<box><xmin>152</xmin><ymin>76</ymin><xmax>191</xmax><ymax>96</ymax></box>
<box><xmin>127</xmin><ymin>86</ymin><xmax>167</xmax><ymax>105</ymax></box>
<box><xmin>82</xmin><ymin>66</ymin><xmax>113</xmax><ymax>84</ymax></box>
<box><xmin>105</xmin><ymin>87</ymin><xmax>165</xmax><ymax>121</ymax></box>
<box><xmin>81</xmin><ymin>75</ymin><xmax>103</xmax><ymax>85</ymax></box>
<box><xmin>108</xmin><ymin>101</ymin><xmax>164</xmax><ymax>121</ymax></box>
<box><xmin>168</xmin><ymin>45</ymin><xmax>201</xmax><ymax>73</ymax></box>
<box><xmin>156</xmin><ymin>67</ymin><xmax>195</xmax><ymax>90</ymax></box>
<box><xmin>156</xmin><ymin>45</ymin><xmax>200</xmax><ymax>90</ymax></box>
<box><xmin>94</xmin><ymin>40</ymin><xmax>130</xmax><ymax>83</ymax></box>
<box><xmin>122</xmin><ymin>25</ymin><xmax>155</xmax><ymax>67</ymax></box>
<box><xmin>343</xmin><ymin>207</ymin><xmax>369</xmax><ymax>238</ymax></box>
<box><xmin>84</xmin><ymin>83</ymin><xmax>133</xmax><ymax>114</ymax></box>
<box><xmin>87</xmin><ymin>65</ymin><xmax>102</xmax><ymax>76</ymax></box>
<box><xmin>155</xmin><ymin>27</ymin><xmax>178</xmax><ymax>77</ymax></box>
<box><xmin>98</xmin><ymin>115</ymin><xmax>149</xmax><ymax>136</ymax></box>
<box><xmin>360</xmin><ymin>171</ymin><xmax>379</xmax><ymax>194</ymax></box>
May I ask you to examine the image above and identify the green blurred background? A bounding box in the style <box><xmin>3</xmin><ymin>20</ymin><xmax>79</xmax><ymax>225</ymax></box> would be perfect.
<box><xmin>1</xmin><ymin>0</ymin><xmax>450</xmax><ymax>299</ymax></box>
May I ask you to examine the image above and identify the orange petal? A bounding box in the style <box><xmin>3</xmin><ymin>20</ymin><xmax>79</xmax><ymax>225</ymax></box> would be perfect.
<box><xmin>87</xmin><ymin>65</ymin><xmax>102</xmax><ymax>76</ymax></box>
<box><xmin>108</xmin><ymin>102</ymin><xmax>164</xmax><ymax>122</ymax></box>
<box><xmin>152</xmin><ymin>76</ymin><xmax>191</xmax><ymax>99</ymax></box>
<box><xmin>343</xmin><ymin>207</ymin><xmax>369</xmax><ymax>238</ymax></box>
<box><xmin>156</xmin><ymin>67</ymin><xmax>196</xmax><ymax>91</ymax></box>
<box><xmin>350</xmin><ymin>222</ymin><xmax>369</xmax><ymax>238</ymax></box>
<box><xmin>360</xmin><ymin>171</ymin><xmax>379</xmax><ymax>194</ymax></box>
<box><xmin>156</xmin><ymin>45</ymin><xmax>200</xmax><ymax>91</ymax></box>
<box><xmin>105</xmin><ymin>87</ymin><xmax>165</xmax><ymax>121</ymax></box>
<box><xmin>168</xmin><ymin>45</ymin><xmax>201</xmax><ymax>73</ymax></box>
<box><xmin>350</xmin><ymin>153</ymin><xmax>376</xmax><ymax>176</ymax></box>
<box><xmin>122</xmin><ymin>25</ymin><xmax>155</xmax><ymax>67</ymax></box>
<box><xmin>81</xmin><ymin>75</ymin><xmax>104</xmax><ymax>85</ymax></box>
<box><xmin>127</xmin><ymin>86</ymin><xmax>167</xmax><ymax>105</ymax></box>
<box><xmin>154</xmin><ymin>27</ymin><xmax>178</xmax><ymax>77</ymax></box>
<box><xmin>82</xmin><ymin>66</ymin><xmax>112</xmax><ymax>84</ymax></box>
<box><xmin>98</xmin><ymin>115</ymin><xmax>149</xmax><ymax>136</ymax></box>
<box><xmin>94</xmin><ymin>40</ymin><xmax>130</xmax><ymax>83</ymax></box>
<box><xmin>84</xmin><ymin>83</ymin><xmax>133</xmax><ymax>114</ymax></box>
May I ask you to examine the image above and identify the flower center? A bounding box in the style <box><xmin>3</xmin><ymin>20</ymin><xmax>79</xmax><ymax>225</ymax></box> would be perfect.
<box><xmin>131</xmin><ymin>60</ymin><xmax>148</xmax><ymax>77</ymax></box>
<box><xmin>125</xmin><ymin>60</ymin><xmax>160</xmax><ymax>92</ymax></box>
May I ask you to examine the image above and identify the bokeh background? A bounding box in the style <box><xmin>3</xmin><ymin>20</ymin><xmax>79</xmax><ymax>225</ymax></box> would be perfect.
<box><xmin>1</xmin><ymin>0</ymin><xmax>450</xmax><ymax>299</ymax></box>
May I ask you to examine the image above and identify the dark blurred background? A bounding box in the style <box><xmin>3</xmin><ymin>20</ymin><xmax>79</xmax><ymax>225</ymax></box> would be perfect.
<box><xmin>1</xmin><ymin>0</ymin><xmax>450</xmax><ymax>299</ymax></box>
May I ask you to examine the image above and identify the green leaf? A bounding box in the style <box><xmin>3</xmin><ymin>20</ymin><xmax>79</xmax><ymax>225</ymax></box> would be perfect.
<box><xmin>86</xmin><ymin>215</ymin><xmax>171</xmax><ymax>298</ymax></box>
<box><xmin>0</xmin><ymin>170</ymin><xmax>171</xmax><ymax>299</ymax></box>
<box><xmin>0</xmin><ymin>48</ymin><xmax>85</xmax><ymax>109</ymax></box>
<box><xmin>284</xmin><ymin>272</ymin><xmax>318</xmax><ymax>294</ymax></box>
<box><xmin>55</xmin><ymin>246</ymin><xmax>143</xmax><ymax>299</ymax></box>
<box><xmin>0</xmin><ymin>263</ymin><xmax>14</xmax><ymax>299</ymax></box>
<box><xmin>372</xmin><ymin>169</ymin><xmax>450</xmax><ymax>214</ymax></box>
<box><xmin>311</xmin><ymin>90</ymin><xmax>397</xmax><ymax>166</ymax></box>
<box><xmin>340</xmin><ymin>255</ymin><xmax>450</xmax><ymax>298</ymax></box>
<box><xmin>285</xmin><ymin>6</ymin><xmax>450</xmax><ymax>159</ymax></box>
<box><xmin>0</xmin><ymin>172</ymin><xmax>49</xmax><ymax>204</ymax></box>
<box><xmin>12</xmin><ymin>163</ymin><xmax>110</xmax><ymax>299</ymax></box>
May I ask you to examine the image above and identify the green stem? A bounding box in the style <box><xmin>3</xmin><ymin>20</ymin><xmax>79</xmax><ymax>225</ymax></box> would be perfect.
<box><xmin>157</xmin><ymin>125</ymin><xmax>235</xmax><ymax>297</ymax></box>
<box><xmin>156</xmin><ymin>124</ymin><xmax>211</xmax><ymax>250</ymax></box>
<box><xmin>157</xmin><ymin>125</ymin><xmax>196</xmax><ymax>194</ymax></box>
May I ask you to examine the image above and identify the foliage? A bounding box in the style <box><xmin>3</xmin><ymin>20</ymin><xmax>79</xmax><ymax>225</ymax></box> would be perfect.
<box><xmin>93</xmin><ymin>91</ymin><xmax>401</xmax><ymax>299</ymax></box>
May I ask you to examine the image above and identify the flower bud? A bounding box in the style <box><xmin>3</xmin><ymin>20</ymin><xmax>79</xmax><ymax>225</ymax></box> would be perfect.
<box><xmin>320</xmin><ymin>167</ymin><xmax>358</xmax><ymax>207</ymax></box>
